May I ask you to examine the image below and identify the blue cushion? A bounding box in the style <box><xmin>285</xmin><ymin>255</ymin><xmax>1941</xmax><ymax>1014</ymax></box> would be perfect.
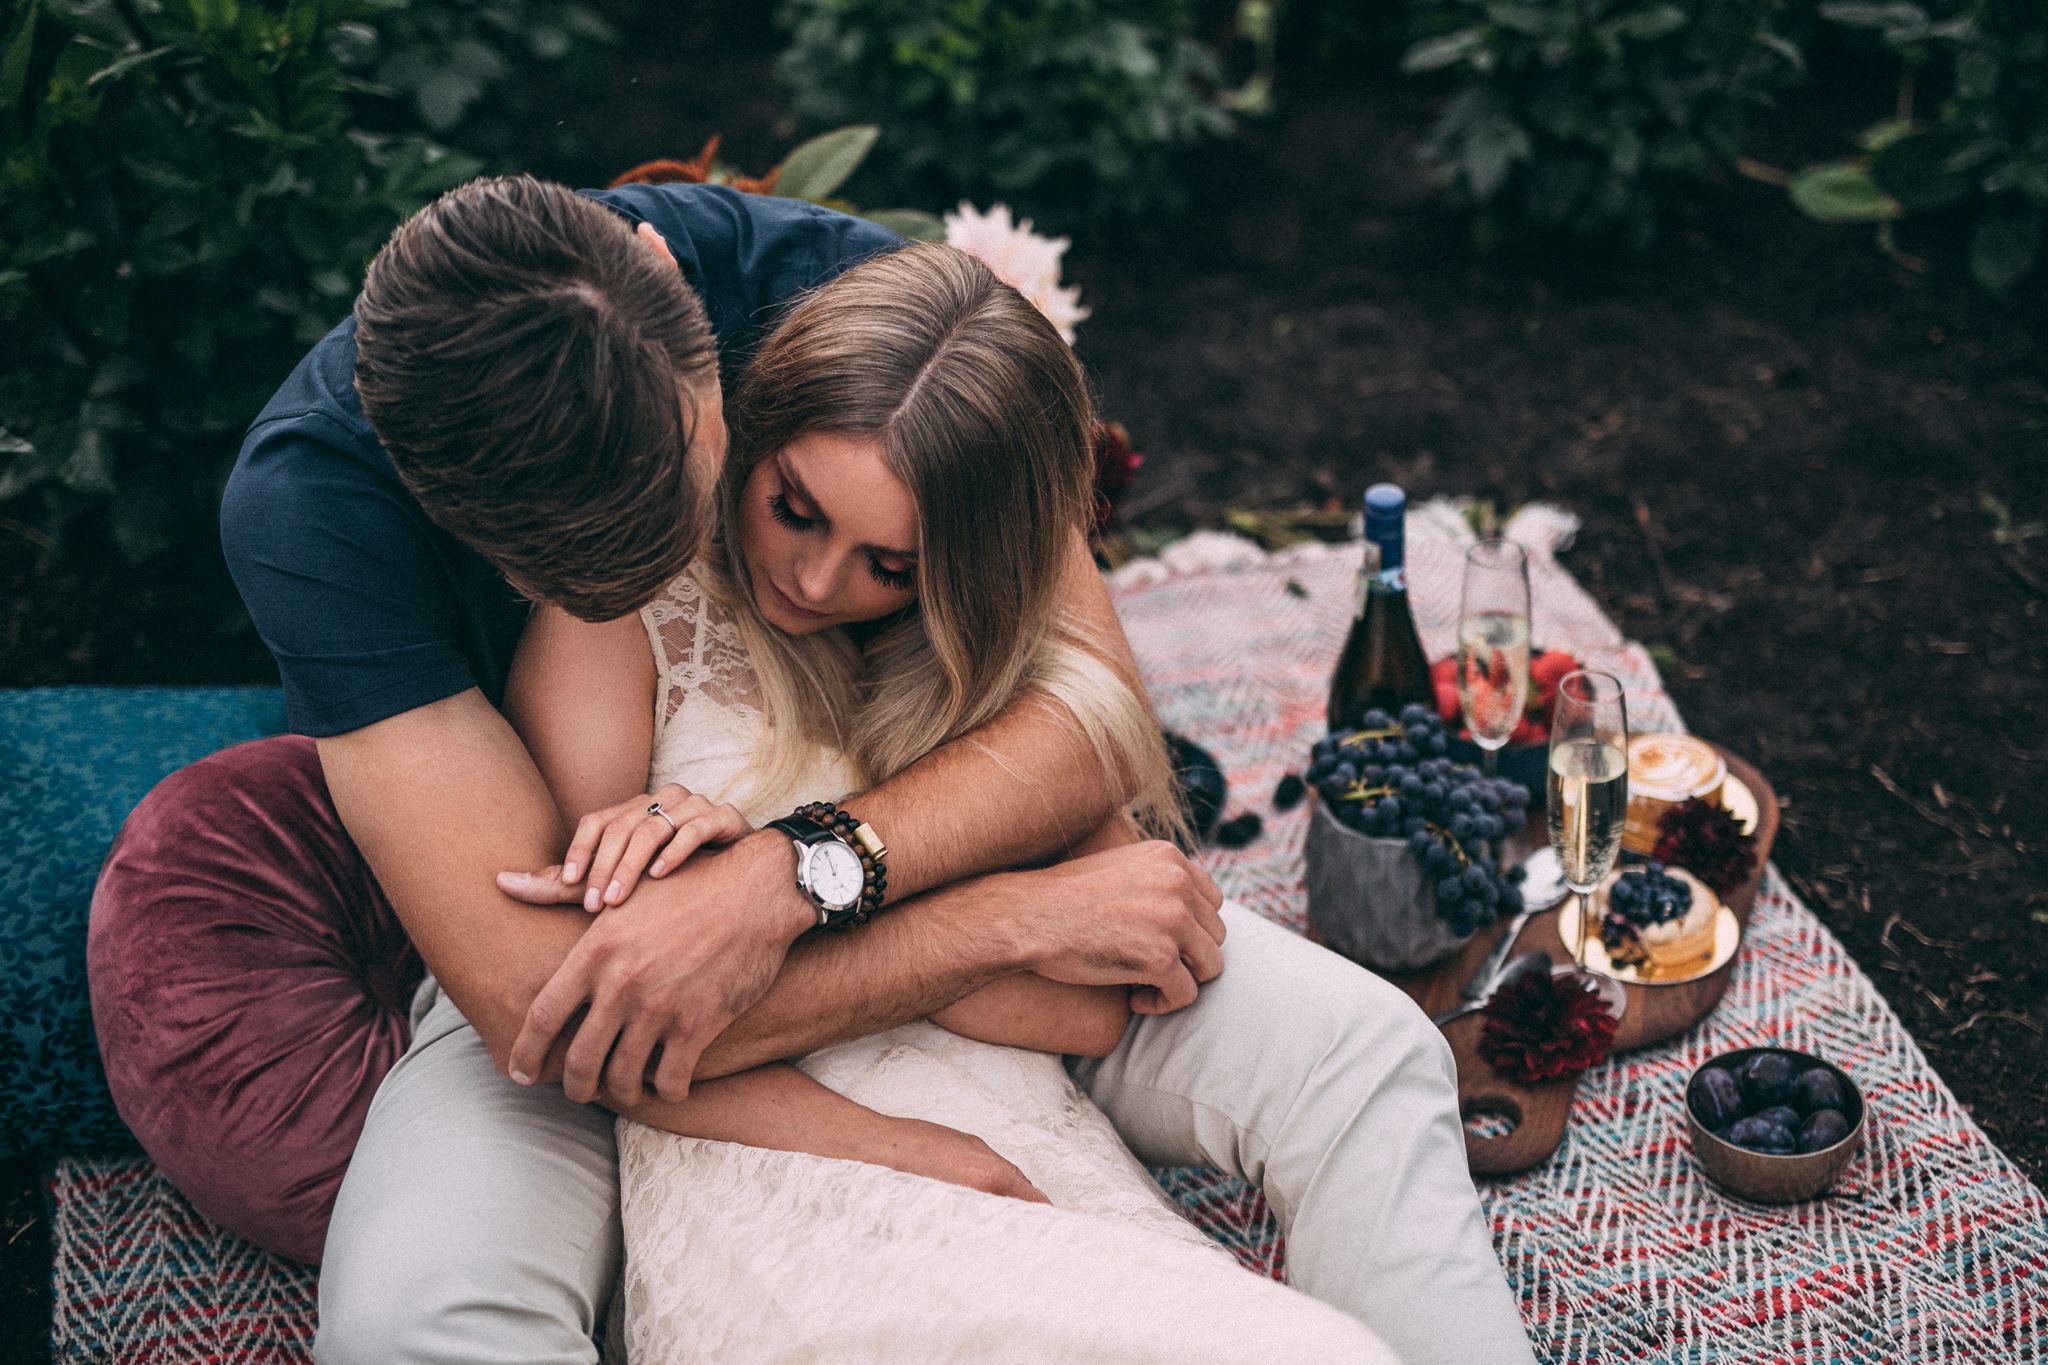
<box><xmin>0</xmin><ymin>687</ymin><xmax>286</xmax><ymax>1158</ymax></box>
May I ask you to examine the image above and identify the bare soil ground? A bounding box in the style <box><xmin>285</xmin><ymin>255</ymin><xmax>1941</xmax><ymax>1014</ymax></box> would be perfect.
<box><xmin>4</xmin><ymin>7</ymin><xmax>2043</xmax><ymax>1359</ymax></box>
<box><xmin>1066</xmin><ymin>65</ymin><xmax>2048</xmax><ymax>1191</ymax></box>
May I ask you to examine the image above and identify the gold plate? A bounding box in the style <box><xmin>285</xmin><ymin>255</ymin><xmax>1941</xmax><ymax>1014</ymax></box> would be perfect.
<box><xmin>1721</xmin><ymin>771</ymin><xmax>1759</xmax><ymax>835</ymax></box>
<box><xmin>1557</xmin><ymin>902</ymin><xmax>1742</xmax><ymax>987</ymax></box>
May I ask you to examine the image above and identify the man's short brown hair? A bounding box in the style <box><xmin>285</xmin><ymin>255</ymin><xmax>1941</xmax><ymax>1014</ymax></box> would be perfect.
<box><xmin>353</xmin><ymin>175</ymin><xmax>716</xmax><ymax>621</ymax></box>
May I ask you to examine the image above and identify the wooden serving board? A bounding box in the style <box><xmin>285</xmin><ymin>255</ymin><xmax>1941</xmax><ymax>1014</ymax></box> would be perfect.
<box><xmin>1314</xmin><ymin>745</ymin><xmax>1779</xmax><ymax>1176</ymax></box>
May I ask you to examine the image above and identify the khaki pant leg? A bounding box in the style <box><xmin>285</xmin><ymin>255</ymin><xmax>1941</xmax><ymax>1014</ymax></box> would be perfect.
<box><xmin>1071</xmin><ymin>904</ymin><xmax>1536</xmax><ymax>1365</ymax></box>
<box><xmin>315</xmin><ymin>980</ymin><xmax>622</xmax><ymax>1365</ymax></box>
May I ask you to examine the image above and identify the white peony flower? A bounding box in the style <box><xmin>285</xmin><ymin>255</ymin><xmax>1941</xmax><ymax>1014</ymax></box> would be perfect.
<box><xmin>1158</xmin><ymin>530</ymin><xmax>1268</xmax><ymax>576</ymax></box>
<box><xmin>943</xmin><ymin>202</ymin><xmax>1090</xmax><ymax>344</ymax></box>
<box><xmin>1108</xmin><ymin>531</ymin><xmax>1272</xmax><ymax>588</ymax></box>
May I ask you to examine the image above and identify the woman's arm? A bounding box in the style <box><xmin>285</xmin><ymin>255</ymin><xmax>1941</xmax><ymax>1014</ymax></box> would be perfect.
<box><xmin>503</xmin><ymin>604</ymin><xmax>756</xmax><ymax>910</ymax></box>
<box><xmin>618</xmin><ymin>1064</ymin><xmax>1048</xmax><ymax>1203</ymax></box>
<box><xmin>503</xmin><ymin>604</ymin><xmax>657</xmax><ymax>827</ymax></box>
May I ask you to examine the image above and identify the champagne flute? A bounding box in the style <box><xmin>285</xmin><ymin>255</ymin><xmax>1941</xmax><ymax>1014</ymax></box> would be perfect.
<box><xmin>1457</xmin><ymin>538</ymin><xmax>1531</xmax><ymax>777</ymax></box>
<box><xmin>1546</xmin><ymin>670</ymin><xmax>1629</xmax><ymax>973</ymax></box>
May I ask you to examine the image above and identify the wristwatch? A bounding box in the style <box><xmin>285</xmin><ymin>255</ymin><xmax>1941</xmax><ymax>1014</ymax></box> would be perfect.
<box><xmin>768</xmin><ymin>803</ymin><xmax>887</xmax><ymax>929</ymax></box>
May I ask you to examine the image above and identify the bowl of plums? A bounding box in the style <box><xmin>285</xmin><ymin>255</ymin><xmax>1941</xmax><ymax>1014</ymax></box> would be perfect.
<box><xmin>1685</xmin><ymin>1047</ymin><xmax>1864</xmax><ymax>1203</ymax></box>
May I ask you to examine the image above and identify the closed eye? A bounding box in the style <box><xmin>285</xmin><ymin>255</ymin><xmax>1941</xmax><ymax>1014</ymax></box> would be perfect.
<box><xmin>767</xmin><ymin>491</ymin><xmax>814</xmax><ymax>532</ymax></box>
<box><xmin>868</xmin><ymin>557</ymin><xmax>915</xmax><ymax>593</ymax></box>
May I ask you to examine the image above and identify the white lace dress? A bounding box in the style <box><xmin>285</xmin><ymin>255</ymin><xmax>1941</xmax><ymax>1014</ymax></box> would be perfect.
<box><xmin>615</xmin><ymin>568</ymin><xmax>1396</xmax><ymax>1364</ymax></box>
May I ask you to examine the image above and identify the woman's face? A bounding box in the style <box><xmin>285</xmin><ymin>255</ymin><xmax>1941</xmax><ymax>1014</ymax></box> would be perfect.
<box><xmin>738</xmin><ymin>431</ymin><xmax>920</xmax><ymax>636</ymax></box>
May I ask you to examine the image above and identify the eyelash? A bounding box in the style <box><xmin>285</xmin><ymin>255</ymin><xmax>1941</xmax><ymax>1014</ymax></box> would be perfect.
<box><xmin>868</xmin><ymin>560</ymin><xmax>915</xmax><ymax>593</ymax></box>
<box><xmin>767</xmin><ymin>491</ymin><xmax>812</xmax><ymax>531</ymax></box>
<box><xmin>768</xmin><ymin>491</ymin><xmax>916</xmax><ymax>593</ymax></box>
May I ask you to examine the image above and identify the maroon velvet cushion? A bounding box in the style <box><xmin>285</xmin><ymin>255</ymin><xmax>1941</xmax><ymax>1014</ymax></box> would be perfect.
<box><xmin>88</xmin><ymin>735</ymin><xmax>421</xmax><ymax>1265</ymax></box>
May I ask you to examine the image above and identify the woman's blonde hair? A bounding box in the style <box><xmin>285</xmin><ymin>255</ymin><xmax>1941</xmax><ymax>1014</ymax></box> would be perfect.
<box><xmin>701</xmin><ymin>242</ymin><xmax>1184</xmax><ymax>840</ymax></box>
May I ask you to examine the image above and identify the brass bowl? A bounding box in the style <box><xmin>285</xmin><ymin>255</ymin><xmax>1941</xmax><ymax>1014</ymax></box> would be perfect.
<box><xmin>1685</xmin><ymin>1047</ymin><xmax>1864</xmax><ymax>1204</ymax></box>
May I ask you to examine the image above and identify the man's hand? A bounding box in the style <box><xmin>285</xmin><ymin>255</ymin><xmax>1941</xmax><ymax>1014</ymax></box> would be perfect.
<box><xmin>991</xmin><ymin>840</ymin><xmax>1227</xmax><ymax>1015</ymax></box>
<box><xmin>506</xmin><ymin>828</ymin><xmax>815</xmax><ymax>1105</ymax></box>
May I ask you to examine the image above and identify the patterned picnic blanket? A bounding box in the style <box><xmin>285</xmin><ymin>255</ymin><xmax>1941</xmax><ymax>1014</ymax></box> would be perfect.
<box><xmin>50</xmin><ymin>503</ymin><xmax>2047</xmax><ymax>1363</ymax></box>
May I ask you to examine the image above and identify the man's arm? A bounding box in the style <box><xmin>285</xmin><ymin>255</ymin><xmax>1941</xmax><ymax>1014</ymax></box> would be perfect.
<box><xmin>690</xmin><ymin>839</ymin><xmax>1208</xmax><ymax>1078</ymax></box>
<box><xmin>316</xmin><ymin>691</ymin><xmax>806</xmax><ymax>1076</ymax></box>
<box><xmin>321</xmin><ymin>699</ymin><xmax>1215</xmax><ymax>1104</ymax></box>
<box><xmin>329</xmin><ymin>532</ymin><xmax>1211</xmax><ymax>1106</ymax></box>
<box><xmin>843</xmin><ymin>531</ymin><xmax>1146</xmax><ymax>891</ymax></box>
<box><xmin>484</xmin><ymin>566</ymin><xmax>1212</xmax><ymax>1102</ymax></box>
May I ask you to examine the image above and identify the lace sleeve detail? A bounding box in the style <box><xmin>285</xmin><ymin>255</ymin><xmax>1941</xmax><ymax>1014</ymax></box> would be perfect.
<box><xmin>639</xmin><ymin>568</ymin><xmax>764</xmax><ymax>731</ymax></box>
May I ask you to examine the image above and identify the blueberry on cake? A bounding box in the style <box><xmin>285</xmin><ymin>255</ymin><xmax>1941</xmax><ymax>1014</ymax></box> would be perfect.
<box><xmin>1596</xmin><ymin>861</ymin><xmax>1717</xmax><ymax>972</ymax></box>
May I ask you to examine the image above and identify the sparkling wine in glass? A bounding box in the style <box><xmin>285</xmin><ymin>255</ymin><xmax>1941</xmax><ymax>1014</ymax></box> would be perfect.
<box><xmin>1456</xmin><ymin>538</ymin><xmax>1531</xmax><ymax>776</ymax></box>
<box><xmin>1546</xmin><ymin>670</ymin><xmax>1629</xmax><ymax>973</ymax></box>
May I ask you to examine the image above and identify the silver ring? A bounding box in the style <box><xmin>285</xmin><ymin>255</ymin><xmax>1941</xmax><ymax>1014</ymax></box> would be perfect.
<box><xmin>647</xmin><ymin>801</ymin><xmax>679</xmax><ymax>833</ymax></box>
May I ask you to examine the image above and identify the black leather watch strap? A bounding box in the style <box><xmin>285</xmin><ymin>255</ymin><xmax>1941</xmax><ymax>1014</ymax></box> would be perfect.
<box><xmin>767</xmin><ymin>813</ymin><xmax>834</xmax><ymax>847</ymax></box>
<box><xmin>771</xmin><ymin>802</ymin><xmax>887</xmax><ymax>930</ymax></box>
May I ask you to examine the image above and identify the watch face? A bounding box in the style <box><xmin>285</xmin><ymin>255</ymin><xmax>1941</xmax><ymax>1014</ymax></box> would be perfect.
<box><xmin>807</xmin><ymin>840</ymin><xmax>866</xmax><ymax>910</ymax></box>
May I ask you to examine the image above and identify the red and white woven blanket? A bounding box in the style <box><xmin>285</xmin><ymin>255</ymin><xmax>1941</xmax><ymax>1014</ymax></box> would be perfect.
<box><xmin>52</xmin><ymin>506</ymin><xmax>2047</xmax><ymax>1363</ymax></box>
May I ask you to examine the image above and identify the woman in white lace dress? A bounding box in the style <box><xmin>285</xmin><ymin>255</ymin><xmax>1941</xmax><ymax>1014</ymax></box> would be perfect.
<box><xmin>503</xmin><ymin>244</ymin><xmax>1399</xmax><ymax>1364</ymax></box>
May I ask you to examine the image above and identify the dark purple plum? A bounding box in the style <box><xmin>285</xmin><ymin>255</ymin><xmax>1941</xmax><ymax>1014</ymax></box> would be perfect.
<box><xmin>1739</xmin><ymin>1051</ymin><xmax>1800</xmax><ymax>1108</ymax></box>
<box><xmin>1689</xmin><ymin>1067</ymin><xmax>1743</xmax><ymax>1129</ymax></box>
<box><xmin>1797</xmin><ymin>1109</ymin><xmax>1852</xmax><ymax>1153</ymax></box>
<box><xmin>1727</xmin><ymin>1115</ymin><xmax>1796</xmax><ymax>1153</ymax></box>
<box><xmin>1754</xmin><ymin>1105</ymin><xmax>1800</xmax><ymax>1131</ymax></box>
<box><xmin>1795</xmin><ymin>1067</ymin><xmax>1846</xmax><ymax>1115</ymax></box>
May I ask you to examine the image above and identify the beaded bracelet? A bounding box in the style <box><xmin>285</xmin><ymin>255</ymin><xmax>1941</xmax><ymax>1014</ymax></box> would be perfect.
<box><xmin>792</xmin><ymin>800</ymin><xmax>888</xmax><ymax>927</ymax></box>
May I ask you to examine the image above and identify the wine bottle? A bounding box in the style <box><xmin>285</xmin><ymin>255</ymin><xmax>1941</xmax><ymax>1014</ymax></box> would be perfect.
<box><xmin>1327</xmin><ymin>483</ymin><xmax>1434</xmax><ymax>731</ymax></box>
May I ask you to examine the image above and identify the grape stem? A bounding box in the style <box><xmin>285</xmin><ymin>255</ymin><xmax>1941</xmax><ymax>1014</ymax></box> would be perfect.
<box><xmin>1421</xmin><ymin>821</ymin><xmax>1473</xmax><ymax>868</ymax></box>
<box><xmin>1339</xmin><ymin>727</ymin><xmax>1407</xmax><ymax>747</ymax></box>
<box><xmin>1333</xmin><ymin>786</ymin><xmax>1478</xmax><ymax>872</ymax></box>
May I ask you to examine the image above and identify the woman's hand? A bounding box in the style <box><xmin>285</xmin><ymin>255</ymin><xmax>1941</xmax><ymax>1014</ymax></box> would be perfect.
<box><xmin>858</xmin><ymin>1115</ymin><xmax>1052</xmax><ymax>1205</ymax></box>
<box><xmin>498</xmin><ymin>782</ymin><xmax>753</xmax><ymax>911</ymax></box>
<box><xmin>620</xmin><ymin>1062</ymin><xmax>1051</xmax><ymax>1204</ymax></box>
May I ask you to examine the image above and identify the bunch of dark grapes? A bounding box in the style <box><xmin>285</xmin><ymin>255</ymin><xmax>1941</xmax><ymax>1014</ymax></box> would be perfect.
<box><xmin>1305</xmin><ymin>704</ymin><xmax>1531</xmax><ymax>936</ymax></box>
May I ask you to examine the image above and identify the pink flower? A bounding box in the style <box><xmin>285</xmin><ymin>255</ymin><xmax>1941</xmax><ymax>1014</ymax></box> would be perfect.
<box><xmin>943</xmin><ymin>202</ymin><xmax>1089</xmax><ymax>344</ymax></box>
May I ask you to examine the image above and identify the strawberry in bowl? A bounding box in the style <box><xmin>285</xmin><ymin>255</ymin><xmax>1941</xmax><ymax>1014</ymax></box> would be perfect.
<box><xmin>1432</xmin><ymin>648</ymin><xmax>1581</xmax><ymax>796</ymax></box>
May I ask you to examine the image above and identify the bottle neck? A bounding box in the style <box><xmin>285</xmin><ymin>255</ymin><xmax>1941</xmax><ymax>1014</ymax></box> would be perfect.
<box><xmin>1365</xmin><ymin>530</ymin><xmax>1406</xmax><ymax>591</ymax></box>
<box><xmin>1352</xmin><ymin>539</ymin><xmax>1407</xmax><ymax>620</ymax></box>
<box><xmin>1363</xmin><ymin>491</ymin><xmax>1405</xmax><ymax>587</ymax></box>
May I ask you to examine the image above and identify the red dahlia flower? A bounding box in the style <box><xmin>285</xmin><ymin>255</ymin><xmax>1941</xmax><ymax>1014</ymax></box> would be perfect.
<box><xmin>1476</xmin><ymin>969</ymin><xmax>1619</xmax><ymax>1083</ymax></box>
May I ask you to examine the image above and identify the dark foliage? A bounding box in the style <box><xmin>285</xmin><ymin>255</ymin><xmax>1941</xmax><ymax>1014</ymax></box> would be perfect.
<box><xmin>1795</xmin><ymin>1</ymin><xmax>2048</xmax><ymax>291</ymax></box>
<box><xmin>1398</xmin><ymin>0</ymin><xmax>1809</xmax><ymax>245</ymax></box>
<box><xmin>774</xmin><ymin>0</ymin><xmax>1235</xmax><ymax>225</ymax></box>
<box><xmin>0</xmin><ymin>0</ymin><xmax>609</xmax><ymax>562</ymax></box>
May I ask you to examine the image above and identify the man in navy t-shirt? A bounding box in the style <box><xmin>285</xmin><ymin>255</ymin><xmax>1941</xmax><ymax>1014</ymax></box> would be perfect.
<box><xmin>212</xmin><ymin>176</ymin><xmax>1236</xmax><ymax>1356</ymax></box>
<box><xmin>194</xmin><ymin>176</ymin><xmax>1532</xmax><ymax>1365</ymax></box>
<box><xmin>224</xmin><ymin>179</ymin><xmax>903</xmax><ymax>735</ymax></box>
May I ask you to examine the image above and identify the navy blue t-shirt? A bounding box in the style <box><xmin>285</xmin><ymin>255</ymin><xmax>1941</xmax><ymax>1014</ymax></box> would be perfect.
<box><xmin>222</xmin><ymin>184</ymin><xmax>898</xmax><ymax>737</ymax></box>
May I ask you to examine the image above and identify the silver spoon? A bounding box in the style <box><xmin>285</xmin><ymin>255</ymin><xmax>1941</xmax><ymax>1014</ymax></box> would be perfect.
<box><xmin>1431</xmin><ymin>950</ymin><xmax>1553</xmax><ymax>1026</ymax></box>
<box><xmin>1459</xmin><ymin>847</ymin><xmax>1570</xmax><ymax>1001</ymax></box>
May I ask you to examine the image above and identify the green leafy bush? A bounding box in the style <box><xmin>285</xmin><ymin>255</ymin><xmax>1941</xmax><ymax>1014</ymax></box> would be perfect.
<box><xmin>364</xmin><ymin>0</ymin><xmax>612</xmax><ymax>164</ymax></box>
<box><xmin>1789</xmin><ymin>1</ymin><xmax>2047</xmax><ymax>292</ymax></box>
<box><xmin>1400</xmin><ymin>0</ymin><xmax>1808</xmax><ymax>243</ymax></box>
<box><xmin>774</xmin><ymin>0</ymin><xmax>1236</xmax><ymax>224</ymax></box>
<box><xmin>0</xmin><ymin>0</ymin><xmax>609</xmax><ymax>561</ymax></box>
